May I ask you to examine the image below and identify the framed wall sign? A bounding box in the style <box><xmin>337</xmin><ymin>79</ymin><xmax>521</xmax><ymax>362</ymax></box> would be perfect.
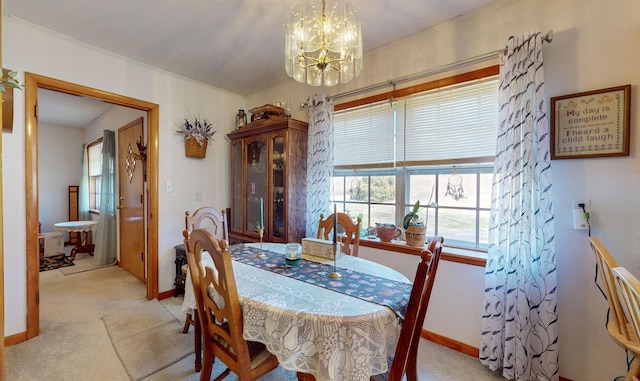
<box><xmin>550</xmin><ymin>85</ymin><xmax>631</xmax><ymax>160</ymax></box>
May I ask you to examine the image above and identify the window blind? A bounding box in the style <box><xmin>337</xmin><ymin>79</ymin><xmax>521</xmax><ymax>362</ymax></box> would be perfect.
<box><xmin>334</xmin><ymin>77</ymin><xmax>498</xmax><ymax>167</ymax></box>
<box><xmin>398</xmin><ymin>77</ymin><xmax>498</xmax><ymax>163</ymax></box>
<box><xmin>334</xmin><ymin>101</ymin><xmax>395</xmax><ymax>167</ymax></box>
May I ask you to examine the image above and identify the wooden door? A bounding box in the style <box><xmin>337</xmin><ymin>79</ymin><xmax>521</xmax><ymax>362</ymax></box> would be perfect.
<box><xmin>117</xmin><ymin>118</ymin><xmax>145</xmax><ymax>282</ymax></box>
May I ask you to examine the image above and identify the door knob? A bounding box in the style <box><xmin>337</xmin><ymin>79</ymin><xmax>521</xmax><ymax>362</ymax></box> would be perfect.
<box><xmin>117</xmin><ymin>196</ymin><xmax>126</xmax><ymax>210</ymax></box>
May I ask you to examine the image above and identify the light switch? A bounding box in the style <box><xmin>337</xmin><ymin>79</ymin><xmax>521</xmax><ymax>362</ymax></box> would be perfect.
<box><xmin>165</xmin><ymin>182</ymin><xmax>173</xmax><ymax>193</ymax></box>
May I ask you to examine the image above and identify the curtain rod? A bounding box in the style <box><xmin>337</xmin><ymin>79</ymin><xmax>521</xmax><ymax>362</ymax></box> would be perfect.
<box><xmin>324</xmin><ymin>29</ymin><xmax>553</xmax><ymax>103</ymax></box>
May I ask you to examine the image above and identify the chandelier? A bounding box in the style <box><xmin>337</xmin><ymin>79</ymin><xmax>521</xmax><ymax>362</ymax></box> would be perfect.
<box><xmin>285</xmin><ymin>0</ymin><xmax>363</xmax><ymax>86</ymax></box>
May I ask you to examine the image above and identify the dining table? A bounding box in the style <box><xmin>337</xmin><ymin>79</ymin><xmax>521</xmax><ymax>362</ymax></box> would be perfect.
<box><xmin>53</xmin><ymin>220</ymin><xmax>98</xmax><ymax>261</ymax></box>
<box><xmin>182</xmin><ymin>242</ymin><xmax>412</xmax><ymax>381</ymax></box>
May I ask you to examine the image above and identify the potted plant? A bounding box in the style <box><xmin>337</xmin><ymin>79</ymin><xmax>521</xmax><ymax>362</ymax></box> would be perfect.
<box><xmin>403</xmin><ymin>200</ymin><xmax>428</xmax><ymax>247</ymax></box>
<box><xmin>0</xmin><ymin>70</ymin><xmax>22</xmax><ymax>92</ymax></box>
<box><xmin>177</xmin><ymin>116</ymin><xmax>216</xmax><ymax>158</ymax></box>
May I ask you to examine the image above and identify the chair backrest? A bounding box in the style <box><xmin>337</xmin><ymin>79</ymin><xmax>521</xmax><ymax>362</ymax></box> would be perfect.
<box><xmin>316</xmin><ymin>212</ymin><xmax>362</xmax><ymax>256</ymax></box>
<box><xmin>185</xmin><ymin>207</ymin><xmax>228</xmax><ymax>241</ymax></box>
<box><xmin>183</xmin><ymin>228</ymin><xmax>253</xmax><ymax>374</ymax></box>
<box><xmin>589</xmin><ymin>236</ymin><xmax>633</xmax><ymax>342</ymax></box>
<box><xmin>387</xmin><ymin>236</ymin><xmax>443</xmax><ymax>381</ymax></box>
<box><xmin>611</xmin><ymin>267</ymin><xmax>640</xmax><ymax>351</ymax></box>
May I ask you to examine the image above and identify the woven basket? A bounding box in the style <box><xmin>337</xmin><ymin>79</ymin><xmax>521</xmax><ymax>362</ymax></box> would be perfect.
<box><xmin>405</xmin><ymin>225</ymin><xmax>427</xmax><ymax>247</ymax></box>
<box><xmin>184</xmin><ymin>136</ymin><xmax>207</xmax><ymax>158</ymax></box>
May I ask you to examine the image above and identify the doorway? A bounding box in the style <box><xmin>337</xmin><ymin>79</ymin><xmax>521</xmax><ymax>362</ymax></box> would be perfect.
<box><xmin>24</xmin><ymin>72</ymin><xmax>159</xmax><ymax>339</ymax></box>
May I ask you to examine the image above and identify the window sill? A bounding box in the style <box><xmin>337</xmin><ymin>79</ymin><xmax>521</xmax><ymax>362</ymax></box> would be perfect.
<box><xmin>359</xmin><ymin>237</ymin><xmax>487</xmax><ymax>267</ymax></box>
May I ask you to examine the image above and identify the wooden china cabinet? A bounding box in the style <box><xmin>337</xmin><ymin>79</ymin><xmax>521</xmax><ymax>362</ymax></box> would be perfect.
<box><xmin>227</xmin><ymin>118</ymin><xmax>308</xmax><ymax>243</ymax></box>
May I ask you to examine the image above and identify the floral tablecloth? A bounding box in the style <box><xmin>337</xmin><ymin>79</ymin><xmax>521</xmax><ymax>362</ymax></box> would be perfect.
<box><xmin>183</xmin><ymin>242</ymin><xmax>411</xmax><ymax>381</ymax></box>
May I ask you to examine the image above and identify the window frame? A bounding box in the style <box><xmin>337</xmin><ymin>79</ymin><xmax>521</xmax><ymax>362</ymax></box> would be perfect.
<box><xmin>87</xmin><ymin>138</ymin><xmax>103</xmax><ymax>212</ymax></box>
<box><xmin>332</xmin><ymin>164</ymin><xmax>492</xmax><ymax>250</ymax></box>
<box><xmin>332</xmin><ymin>66</ymin><xmax>499</xmax><ymax>254</ymax></box>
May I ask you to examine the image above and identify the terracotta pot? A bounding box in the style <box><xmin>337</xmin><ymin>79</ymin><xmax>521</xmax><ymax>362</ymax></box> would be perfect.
<box><xmin>405</xmin><ymin>225</ymin><xmax>427</xmax><ymax>247</ymax></box>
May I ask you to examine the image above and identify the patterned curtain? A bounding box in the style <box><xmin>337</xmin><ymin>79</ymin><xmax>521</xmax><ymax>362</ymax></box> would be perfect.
<box><xmin>480</xmin><ymin>31</ymin><xmax>558</xmax><ymax>381</ymax></box>
<box><xmin>78</xmin><ymin>143</ymin><xmax>91</xmax><ymax>221</ymax></box>
<box><xmin>93</xmin><ymin>130</ymin><xmax>118</xmax><ymax>265</ymax></box>
<box><xmin>305</xmin><ymin>94</ymin><xmax>334</xmax><ymax>238</ymax></box>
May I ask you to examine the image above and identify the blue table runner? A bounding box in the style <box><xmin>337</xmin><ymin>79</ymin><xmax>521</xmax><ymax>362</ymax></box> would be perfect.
<box><xmin>229</xmin><ymin>244</ymin><xmax>412</xmax><ymax>319</ymax></box>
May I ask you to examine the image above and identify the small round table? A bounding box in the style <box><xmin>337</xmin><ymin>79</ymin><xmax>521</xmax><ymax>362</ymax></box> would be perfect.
<box><xmin>53</xmin><ymin>221</ymin><xmax>98</xmax><ymax>261</ymax></box>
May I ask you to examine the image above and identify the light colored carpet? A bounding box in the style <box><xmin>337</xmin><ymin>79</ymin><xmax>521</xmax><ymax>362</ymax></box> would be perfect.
<box><xmin>5</xmin><ymin>319</ymin><xmax>130</xmax><ymax>381</ymax></box>
<box><xmin>104</xmin><ymin>300</ymin><xmax>193</xmax><ymax>380</ymax></box>
<box><xmin>58</xmin><ymin>255</ymin><xmax>116</xmax><ymax>275</ymax></box>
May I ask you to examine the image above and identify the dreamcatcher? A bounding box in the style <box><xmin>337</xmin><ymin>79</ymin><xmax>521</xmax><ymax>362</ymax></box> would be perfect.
<box><xmin>444</xmin><ymin>166</ymin><xmax>465</xmax><ymax>201</ymax></box>
<box><xmin>349</xmin><ymin>176</ymin><xmax>365</xmax><ymax>200</ymax></box>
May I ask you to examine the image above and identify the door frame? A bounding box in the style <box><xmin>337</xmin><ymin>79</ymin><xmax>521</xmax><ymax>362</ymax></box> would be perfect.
<box><xmin>24</xmin><ymin>72</ymin><xmax>159</xmax><ymax>339</ymax></box>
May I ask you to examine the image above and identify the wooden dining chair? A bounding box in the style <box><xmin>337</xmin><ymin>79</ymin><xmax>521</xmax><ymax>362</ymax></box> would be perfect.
<box><xmin>589</xmin><ymin>236</ymin><xmax>639</xmax><ymax>351</ymax></box>
<box><xmin>610</xmin><ymin>266</ymin><xmax>640</xmax><ymax>380</ymax></box>
<box><xmin>316</xmin><ymin>212</ymin><xmax>362</xmax><ymax>256</ymax></box>
<box><xmin>372</xmin><ymin>236</ymin><xmax>444</xmax><ymax>381</ymax></box>
<box><xmin>186</xmin><ymin>207</ymin><xmax>229</xmax><ymax>241</ymax></box>
<box><xmin>184</xmin><ymin>228</ymin><xmax>279</xmax><ymax>381</ymax></box>
<box><xmin>183</xmin><ymin>207</ymin><xmax>229</xmax><ymax>334</ymax></box>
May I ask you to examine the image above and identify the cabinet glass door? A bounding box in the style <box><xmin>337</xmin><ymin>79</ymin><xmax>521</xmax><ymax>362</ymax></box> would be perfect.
<box><xmin>271</xmin><ymin>133</ymin><xmax>286</xmax><ymax>241</ymax></box>
<box><xmin>245</xmin><ymin>138</ymin><xmax>267</xmax><ymax>236</ymax></box>
<box><xmin>231</xmin><ymin>141</ymin><xmax>243</xmax><ymax>232</ymax></box>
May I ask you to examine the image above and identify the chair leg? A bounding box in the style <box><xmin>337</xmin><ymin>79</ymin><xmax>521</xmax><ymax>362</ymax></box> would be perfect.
<box><xmin>194</xmin><ymin>311</ymin><xmax>202</xmax><ymax>372</ymax></box>
<box><xmin>199</xmin><ymin>350</ymin><xmax>214</xmax><ymax>381</ymax></box>
<box><xmin>406</xmin><ymin>353</ymin><xmax>418</xmax><ymax>381</ymax></box>
<box><xmin>183</xmin><ymin>312</ymin><xmax>192</xmax><ymax>334</ymax></box>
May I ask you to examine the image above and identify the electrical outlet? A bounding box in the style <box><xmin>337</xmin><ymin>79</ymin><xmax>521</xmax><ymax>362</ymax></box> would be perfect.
<box><xmin>572</xmin><ymin>199</ymin><xmax>591</xmax><ymax>210</ymax></box>
<box><xmin>195</xmin><ymin>190</ymin><xmax>201</xmax><ymax>201</ymax></box>
<box><xmin>572</xmin><ymin>199</ymin><xmax>590</xmax><ymax>230</ymax></box>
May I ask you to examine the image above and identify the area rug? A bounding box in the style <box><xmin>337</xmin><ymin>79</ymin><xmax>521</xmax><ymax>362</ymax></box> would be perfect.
<box><xmin>103</xmin><ymin>299</ymin><xmax>193</xmax><ymax>381</ymax></box>
<box><xmin>39</xmin><ymin>254</ymin><xmax>74</xmax><ymax>272</ymax></box>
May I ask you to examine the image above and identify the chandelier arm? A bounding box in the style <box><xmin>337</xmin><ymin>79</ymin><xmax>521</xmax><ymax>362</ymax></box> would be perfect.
<box><xmin>298</xmin><ymin>53</ymin><xmax>350</xmax><ymax>67</ymax></box>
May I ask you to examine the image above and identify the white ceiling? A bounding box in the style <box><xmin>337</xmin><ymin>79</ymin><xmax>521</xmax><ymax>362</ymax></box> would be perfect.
<box><xmin>37</xmin><ymin>89</ymin><xmax>115</xmax><ymax>128</ymax></box>
<box><xmin>5</xmin><ymin>0</ymin><xmax>503</xmax><ymax>126</ymax></box>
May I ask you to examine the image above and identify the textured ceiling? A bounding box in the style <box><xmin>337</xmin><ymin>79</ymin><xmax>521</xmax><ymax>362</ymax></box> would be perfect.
<box><xmin>4</xmin><ymin>0</ymin><xmax>503</xmax><ymax>96</ymax></box>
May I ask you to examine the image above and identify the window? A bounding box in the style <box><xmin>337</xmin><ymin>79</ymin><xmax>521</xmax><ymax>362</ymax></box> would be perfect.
<box><xmin>87</xmin><ymin>140</ymin><xmax>103</xmax><ymax>211</ymax></box>
<box><xmin>332</xmin><ymin>71</ymin><xmax>498</xmax><ymax>249</ymax></box>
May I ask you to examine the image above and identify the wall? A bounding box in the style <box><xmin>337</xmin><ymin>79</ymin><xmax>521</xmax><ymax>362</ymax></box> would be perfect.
<box><xmin>358</xmin><ymin>246</ymin><xmax>486</xmax><ymax>347</ymax></box>
<box><xmin>247</xmin><ymin>1</ymin><xmax>640</xmax><ymax>380</ymax></box>
<box><xmin>2</xmin><ymin>16</ymin><xmax>246</xmax><ymax>337</ymax></box>
<box><xmin>84</xmin><ymin>105</ymin><xmax>146</xmax><ymax>144</ymax></box>
<box><xmin>37</xmin><ymin>123</ymin><xmax>84</xmax><ymax>234</ymax></box>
